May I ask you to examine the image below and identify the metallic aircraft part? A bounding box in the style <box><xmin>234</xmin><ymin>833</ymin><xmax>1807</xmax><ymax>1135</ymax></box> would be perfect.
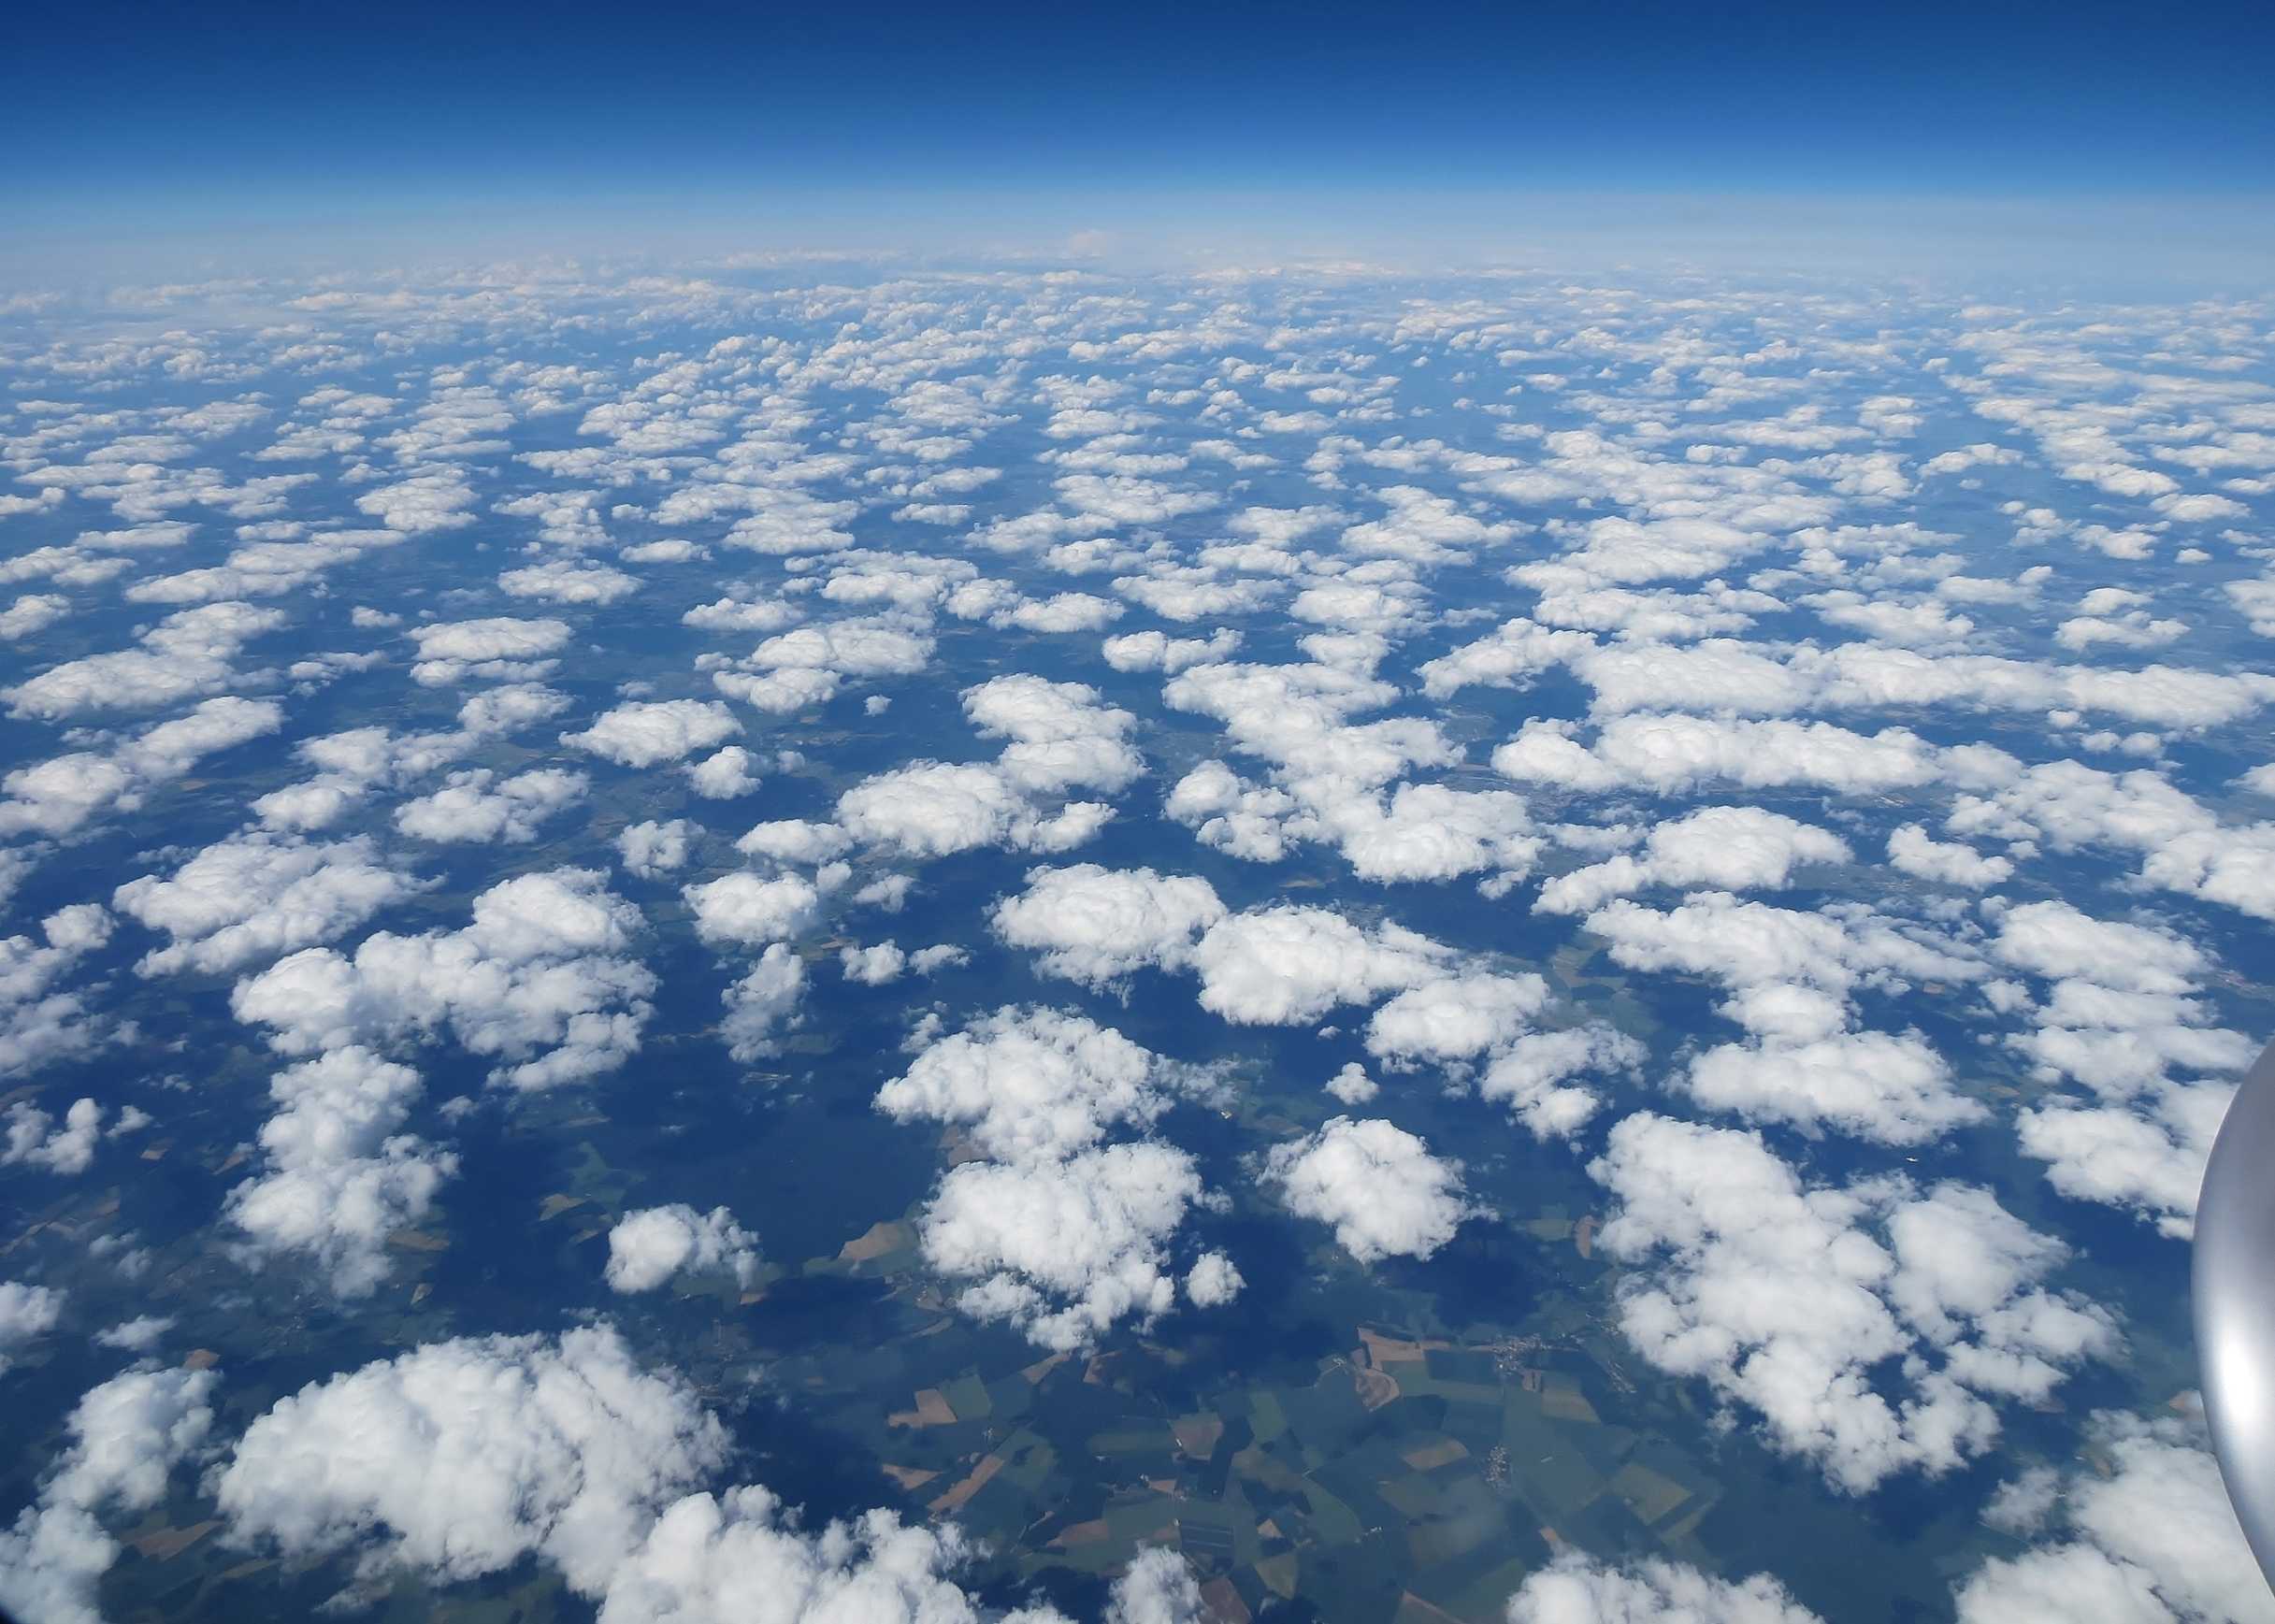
<box><xmin>2195</xmin><ymin>1036</ymin><xmax>2275</xmax><ymax>1589</ymax></box>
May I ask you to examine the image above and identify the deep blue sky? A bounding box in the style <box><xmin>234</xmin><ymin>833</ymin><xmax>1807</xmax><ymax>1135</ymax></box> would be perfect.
<box><xmin>5</xmin><ymin>0</ymin><xmax>2272</xmax><ymax>271</ymax></box>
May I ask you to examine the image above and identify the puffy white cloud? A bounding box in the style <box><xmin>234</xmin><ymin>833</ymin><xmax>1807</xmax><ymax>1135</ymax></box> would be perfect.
<box><xmin>684</xmin><ymin>744</ymin><xmax>761</xmax><ymax>798</ymax></box>
<box><xmin>566</xmin><ymin>698</ymin><xmax>742</xmax><ymax>769</ymax></box>
<box><xmin>0</xmin><ymin>592</ymin><xmax>70</xmax><ymax>640</ymax></box>
<box><xmin>1534</xmin><ymin>581</ymin><xmax>1780</xmax><ymax>644</ymax></box>
<box><xmin>837</xmin><ymin>762</ymin><xmax>1021</xmax><ymax>857</ymax></box>
<box><xmin>1536</xmin><ymin>807</ymin><xmax>1851</xmax><ymax>914</ymax></box>
<box><xmin>719</xmin><ymin>943</ymin><xmax>806</xmax><ymax>1061</ymax></box>
<box><xmin>742</xmin><ymin>618</ymin><xmax>933</xmax><ymax>679</ymax></box>
<box><xmin>1365</xmin><ymin>972</ymin><xmax>1549</xmax><ymax>1070</ymax></box>
<box><xmin>617</xmin><ymin>818</ymin><xmax>694</xmax><ymax>877</ymax></box>
<box><xmin>2</xmin><ymin>1097</ymin><xmax>104</xmax><ymax>1175</ymax></box>
<box><xmin>1319</xmin><ymin>781</ymin><xmax>1543</xmax><ymax>889</ymax></box>
<box><xmin>1951</xmin><ymin>759</ymin><xmax>2275</xmax><ymax>923</ymax></box>
<box><xmin>1104</xmin><ymin>1545</ymin><xmax>1208</xmax><ymax>1624</ymax></box>
<box><xmin>122</xmin><ymin>694</ymin><xmax>286</xmax><ymax>779</ymax></box>
<box><xmin>990</xmin><ymin>864</ymin><xmax>1226</xmax><ymax>987</ymax></box>
<box><xmin>2016</xmin><ymin>1088</ymin><xmax>2232</xmax><ymax>1243</ymax></box>
<box><xmin>248</xmin><ymin>775</ymin><xmax>365</xmax><ymax>833</ymax></box>
<box><xmin>1585</xmin><ymin>892</ymin><xmax>1986</xmax><ymax>1143</ymax></box>
<box><xmin>877</xmin><ymin>1007</ymin><xmax>1193</xmax><ymax>1164</ymax></box>
<box><xmin>498</xmin><ymin>561</ymin><xmax>641</xmax><ymax>605</ymax></box>
<box><xmin>1289</xmin><ymin>574</ymin><xmax>1429</xmax><ymax>636</ymax></box>
<box><xmin>1183</xmin><ymin>1252</ymin><xmax>1244</xmax><ymax>1309</ymax></box>
<box><xmin>605</xmin><ymin>1204</ymin><xmax>759</xmax><ymax>1293</ymax></box>
<box><xmin>620</xmin><ymin>538</ymin><xmax>706</xmax><ymax>565</ymax></box>
<box><xmin>0</xmin><ymin>906</ymin><xmax>116</xmax><ymax>1079</ymax></box>
<box><xmin>595</xmin><ymin>1484</ymin><xmax>1074</xmax><ymax>1624</ymax></box>
<box><xmin>38</xmin><ymin>902</ymin><xmax>109</xmax><ymax>955</ymax></box>
<box><xmin>1324</xmin><ymin>1061</ymin><xmax>1380</xmax><ymax>1105</ymax></box>
<box><xmin>1454</xmin><ymin>621</ymin><xmax>2275</xmax><ymax>733</ymax></box>
<box><xmin>1495</xmin><ymin>714</ymin><xmax>1943</xmax><ymax>798</ymax></box>
<box><xmin>1505</xmin><ymin>1554</ymin><xmax>1824</xmax><ymax>1623</ymax></box>
<box><xmin>395</xmin><ymin>768</ymin><xmax>586</xmax><ymax>844</ymax></box>
<box><xmin>0</xmin><ymin>1365</ymin><xmax>220</xmax><ymax>1624</ymax></box>
<box><xmin>1921</xmin><ymin>442</ymin><xmax>2023</xmax><ymax>480</ymax></box>
<box><xmin>0</xmin><ymin>686</ymin><xmax>277</xmax><ymax>837</ymax></box>
<box><xmin>1419</xmin><ymin>618</ymin><xmax>1600</xmax><ymax>699</ymax></box>
<box><xmin>1116</xmin><ymin>569</ymin><xmax>1280</xmax><ymax>622</ymax></box>
<box><xmin>405</xmin><ymin>616</ymin><xmax>569</xmax><ymax>686</ymax></box>
<box><xmin>455</xmin><ymin>681</ymin><xmax>574</xmax><ymax>738</ymax></box>
<box><xmin>1101</xmin><ymin>628</ymin><xmax>1240</xmax><ymax>672</ymax></box>
<box><xmin>1887</xmin><ymin>823</ymin><xmax>2013</xmax><ymax>888</ymax></box>
<box><xmin>837</xmin><ymin>760</ymin><xmax>1112</xmax><ymax>860</ymax></box>
<box><xmin>0</xmin><ymin>1280</ymin><xmax>64</xmax><ymax>1376</ymax></box>
<box><xmin>1058</xmin><ymin>472</ymin><xmax>1218</xmax><ymax>528</ymax></box>
<box><xmin>683</xmin><ymin>871</ymin><xmax>820</xmax><ymax>945</ymax></box>
<box><xmin>1478</xmin><ymin>1026</ymin><xmax>1645</xmax><ymax>1139</ymax></box>
<box><xmin>2056</xmin><ymin>597</ymin><xmax>2188</xmax><ymax>654</ymax></box>
<box><xmin>1263</xmin><ymin>1116</ymin><xmax>1478</xmax><ymax>1263</ymax></box>
<box><xmin>232</xmin><ymin>868</ymin><xmax>656</xmax><ymax>1089</ymax></box>
<box><xmin>1591</xmin><ymin>1113</ymin><xmax>2114</xmax><ymax>1493</ymax></box>
<box><xmin>962</xmin><ymin>674</ymin><xmax>1142</xmax><ymax>796</ymax></box>
<box><xmin>1683</xmin><ymin>1029</ymin><xmax>1984</xmax><ymax>1146</ymax></box>
<box><xmin>716</xmin><ymin>669</ymin><xmax>839</xmax><ymax>738</ymax></box>
<box><xmin>825</xmin><ymin>554</ymin><xmax>977</xmax><ymax>612</ymax></box>
<box><xmin>839</xmin><ymin>941</ymin><xmax>905</xmax><ymax>984</ymax></box>
<box><xmin>1163</xmin><ymin>660</ymin><xmax>1393</xmax><ymax>741</ymax></box>
<box><xmin>1160</xmin><ymin>655</ymin><xmax>1538</xmax><ymax>885</ymax></box>
<box><xmin>0</xmin><ymin>544</ymin><xmax>119</xmax><ymax>590</ymax></box>
<box><xmin>223</xmin><ymin>1046</ymin><xmax>454</xmax><ymax>1297</ymax></box>
<box><xmin>683</xmin><ymin>596</ymin><xmax>800</xmax><ymax>634</ymax></box>
<box><xmin>4</xmin><ymin>601</ymin><xmax>285</xmax><ymax>718</ymax></box>
<box><xmin>879</xmin><ymin>1004</ymin><xmax>1231</xmax><ymax>1347</ymax></box>
<box><xmin>1339</xmin><ymin>482</ymin><xmax>1518</xmax><ymax>565</ymax></box>
<box><xmin>0</xmin><ymin>753</ymin><xmax>137</xmax><ymax>839</ymax></box>
<box><xmin>1526</xmin><ymin>515</ymin><xmax>1768</xmax><ymax>590</ymax></box>
<box><xmin>1190</xmin><ymin>905</ymin><xmax>1450</xmax><ymax>1026</ymax></box>
<box><xmin>1163</xmin><ymin>760</ymin><xmax>1299</xmax><ymax>862</ymax></box>
<box><xmin>735</xmin><ymin>820</ymin><xmax>849</xmax><ymax>867</ymax></box>
<box><xmin>995</xmin><ymin>591</ymin><xmax>1124</xmax><ymax>634</ymax></box>
<box><xmin>919</xmin><ymin>1141</ymin><xmax>1203</xmax><ymax>1350</ymax></box>
<box><xmin>356</xmin><ymin>470</ymin><xmax>476</xmax><ymax>533</ymax></box>
<box><xmin>1953</xmin><ymin>1414</ymin><xmax>2262</xmax><ymax>1624</ymax></box>
<box><xmin>1</xmin><ymin>695</ymin><xmax>281</xmax><ymax>841</ymax></box>
<box><xmin>1836</xmin><ymin>645</ymin><xmax>2271</xmax><ymax>730</ymax></box>
<box><xmin>19</xmin><ymin>256</ymin><xmax>2275</xmax><ymax>1623</ymax></box>
<box><xmin>115</xmin><ymin>832</ymin><xmax>420</xmax><ymax>976</ymax></box>
<box><xmin>720</xmin><ymin>495</ymin><xmax>861</xmax><ymax>555</ymax></box>
<box><xmin>854</xmin><ymin>874</ymin><xmax>914</xmax><ymax>913</ymax></box>
<box><xmin>1572</xmin><ymin>638</ymin><xmax>1810</xmax><ymax>716</ymax></box>
<box><xmin>128</xmin><ymin>530</ymin><xmax>404</xmax><ymax>606</ymax></box>
<box><xmin>1985</xmin><ymin>900</ymin><xmax>2249</xmax><ymax>1237</ymax></box>
<box><xmin>1988</xmin><ymin>901</ymin><xmax>2231</xmax><ymax>1052</ymax></box>
<box><xmin>91</xmin><ymin>1315</ymin><xmax>172</xmax><ymax>1353</ymax></box>
<box><xmin>214</xmin><ymin>1325</ymin><xmax>727</xmax><ymax>1599</ymax></box>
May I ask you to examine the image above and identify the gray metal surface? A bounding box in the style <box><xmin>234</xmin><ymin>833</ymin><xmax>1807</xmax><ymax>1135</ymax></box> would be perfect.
<box><xmin>2195</xmin><ymin>1036</ymin><xmax>2275</xmax><ymax>1590</ymax></box>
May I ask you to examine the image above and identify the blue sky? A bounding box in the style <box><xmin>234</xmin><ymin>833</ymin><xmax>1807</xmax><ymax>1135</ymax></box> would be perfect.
<box><xmin>5</xmin><ymin>0</ymin><xmax>2273</xmax><ymax>275</ymax></box>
